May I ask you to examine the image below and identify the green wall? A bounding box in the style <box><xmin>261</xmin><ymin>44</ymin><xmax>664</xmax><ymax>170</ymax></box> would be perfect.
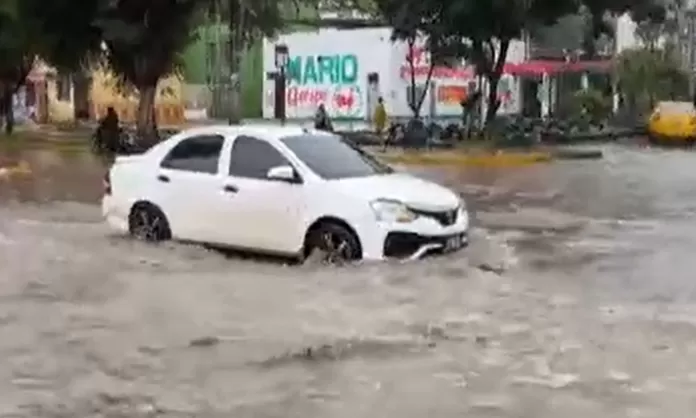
<box><xmin>181</xmin><ymin>5</ymin><xmax>321</xmax><ymax>119</ymax></box>
<box><xmin>181</xmin><ymin>28</ymin><xmax>206</xmax><ymax>84</ymax></box>
<box><xmin>181</xmin><ymin>24</ymin><xmax>263</xmax><ymax>118</ymax></box>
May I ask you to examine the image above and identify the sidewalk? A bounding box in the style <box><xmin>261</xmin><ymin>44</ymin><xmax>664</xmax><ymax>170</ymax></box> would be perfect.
<box><xmin>369</xmin><ymin>148</ymin><xmax>553</xmax><ymax>167</ymax></box>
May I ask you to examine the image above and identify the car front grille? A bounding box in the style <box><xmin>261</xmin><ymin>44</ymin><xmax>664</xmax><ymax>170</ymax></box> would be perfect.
<box><xmin>409</xmin><ymin>207</ymin><xmax>458</xmax><ymax>226</ymax></box>
<box><xmin>383</xmin><ymin>231</ymin><xmax>468</xmax><ymax>258</ymax></box>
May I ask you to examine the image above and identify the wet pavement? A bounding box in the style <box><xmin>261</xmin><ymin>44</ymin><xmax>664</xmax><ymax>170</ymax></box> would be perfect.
<box><xmin>2</xmin><ymin>143</ymin><xmax>696</xmax><ymax>416</ymax></box>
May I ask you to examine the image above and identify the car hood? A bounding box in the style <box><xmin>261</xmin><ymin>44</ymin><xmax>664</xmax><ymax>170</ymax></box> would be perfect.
<box><xmin>331</xmin><ymin>173</ymin><xmax>460</xmax><ymax>210</ymax></box>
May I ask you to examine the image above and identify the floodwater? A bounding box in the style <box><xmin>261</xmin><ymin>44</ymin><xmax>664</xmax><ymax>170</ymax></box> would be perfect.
<box><xmin>2</xmin><ymin>143</ymin><xmax>696</xmax><ymax>417</ymax></box>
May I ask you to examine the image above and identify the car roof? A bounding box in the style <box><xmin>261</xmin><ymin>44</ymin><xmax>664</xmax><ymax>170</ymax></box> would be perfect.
<box><xmin>655</xmin><ymin>101</ymin><xmax>695</xmax><ymax>113</ymax></box>
<box><xmin>176</xmin><ymin>124</ymin><xmax>336</xmax><ymax>142</ymax></box>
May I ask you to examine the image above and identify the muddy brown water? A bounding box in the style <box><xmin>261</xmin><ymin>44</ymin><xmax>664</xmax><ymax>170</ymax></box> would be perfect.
<box><xmin>2</xmin><ymin>143</ymin><xmax>696</xmax><ymax>417</ymax></box>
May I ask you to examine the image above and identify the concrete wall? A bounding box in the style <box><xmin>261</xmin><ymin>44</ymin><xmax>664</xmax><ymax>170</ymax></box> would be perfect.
<box><xmin>615</xmin><ymin>13</ymin><xmax>641</xmax><ymax>53</ymax></box>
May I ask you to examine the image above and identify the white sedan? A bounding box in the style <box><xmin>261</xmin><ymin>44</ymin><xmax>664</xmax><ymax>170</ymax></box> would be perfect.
<box><xmin>102</xmin><ymin>125</ymin><xmax>469</xmax><ymax>262</ymax></box>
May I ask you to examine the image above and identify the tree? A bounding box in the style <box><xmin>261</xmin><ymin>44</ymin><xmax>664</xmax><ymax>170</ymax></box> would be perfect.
<box><xmin>24</xmin><ymin>0</ymin><xmax>103</xmax><ymax>70</ymax></box>
<box><xmin>616</xmin><ymin>46</ymin><xmax>689</xmax><ymax>115</ymax></box>
<box><xmin>0</xmin><ymin>0</ymin><xmax>39</xmax><ymax>135</ymax></box>
<box><xmin>373</xmin><ymin>0</ymin><xmax>456</xmax><ymax>117</ymax></box>
<box><xmin>430</xmin><ymin>0</ymin><xmax>578</xmax><ymax>126</ymax></box>
<box><xmin>97</xmin><ymin>0</ymin><xmax>212</xmax><ymax>143</ymax></box>
<box><xmin>408</xmin><ymin>0</ymin><xmax>667</xmax><ymax>126</ymax></box>
<box><xmin>0</xmin><ymin>0</ymin><xmax>104</xmax><ymax>135</ymax></box>
<box><xmin>581</xmin><ymin>0</ymin><xmax>667</xmax><ymax>56</ymax></box>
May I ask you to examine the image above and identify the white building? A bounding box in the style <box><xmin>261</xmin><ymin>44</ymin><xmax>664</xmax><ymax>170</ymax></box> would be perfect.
<box><xmin>262</xmin><ymin>27</ymin><xmax>527</xmax><ymax>124</ymax></box>
<box><xmin>615</xmin><ymin>13</ymin><xmax>642</xmax><ymax>53</ymax></box>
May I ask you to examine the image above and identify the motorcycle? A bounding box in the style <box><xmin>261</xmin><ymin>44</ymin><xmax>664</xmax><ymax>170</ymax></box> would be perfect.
<box><xmin>91</xmin><ymin>126</ymin><xmax>137</xmax><ymax>155</ymax></box>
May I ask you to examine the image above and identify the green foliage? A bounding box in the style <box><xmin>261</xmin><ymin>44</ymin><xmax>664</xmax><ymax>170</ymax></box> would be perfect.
<box><xmin>0</xmin><ymin>0</ymin><xmax>38</xmax><ymax>89</ymax></box>
<box><xmin>372</xmin><ymin>0</ymin><xmax>457</xmax><ymax>115</ymax></box>
<box><xmin>569</xmin><ymin>88</ymin><xmax>612</xmax><ymax>123</ymax></box>
<box><xmin>580</xmin><ymin>0</ymin><xmax>667</xmax><ymax>56</ymax></box>
<box><xmin>97</xmin><ymin>0</ymin><xmax>209</xmax><ymax>89</ymax></box>
<box><xmin>22</xmin><ymin>0</ymin><xmax>103</xmax><ymax>71</ymax></box>
<box><xmin>616</xmin><ymin>46</ymin><xmax>690</xmax><ymax>115</ymax></box>
<box><xmin>432</xmin><ymin>0</ymin><xmax>579</xmax><ymax>124</ymax></box>
<box><xmin>370</xmin><ymin>0</ymin><xmax>666</xmax><ymax>126</ymax></box>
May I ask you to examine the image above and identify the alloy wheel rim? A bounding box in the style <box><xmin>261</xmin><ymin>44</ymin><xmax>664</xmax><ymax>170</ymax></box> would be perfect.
<box><xmin>320</xmin><ymin>232</ymin><xmax>351</xmax><ymax>264</ymax></box>
<box><xmin>134</xmin><ymin>210</ymin><xmax>161</xmax><ymax>240</ymax></box>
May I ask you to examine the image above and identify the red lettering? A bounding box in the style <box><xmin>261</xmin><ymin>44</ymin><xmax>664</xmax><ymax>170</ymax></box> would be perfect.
<box><xmin>286</xmin><ymin>87</ymin><xmax>329</xmax><ymax>107</ymax></box>
<box><xmin>287</xmin><ymin>86</ymin><xmax>298</xmax><ymax>106</ymax></box>
<box><xmin>299</xmin><ymin>89</ymin><xmax>309</xmax><ymax>104</ymax></box>
<box><xmin>400</xmin><ymin>65</ymin><xmax>475</xmax><ymax>80</ymax></box>
<box><xmin>317</xmin><ymin>90</ymin><xmax>328</xmax><ymax>104</ymax></box>
<box><xmin>406</xmin><ymin>45</ymin><xmax>427</xmax><ymax>66</ymax></box>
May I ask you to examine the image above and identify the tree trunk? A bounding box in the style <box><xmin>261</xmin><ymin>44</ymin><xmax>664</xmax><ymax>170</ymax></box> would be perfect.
<box><xmin>0</xmin><ymin>85</ymin><xmax>14</xmax><ymax>135</ymax></box>
<box><xmin>415</xmin><ymin>65</ymin><xmax>435</xmax><ymax>118</ymax></box>
<box><xmin>4</xmin><ymin>96</ymin><xmax>14</xmax><ymax>135</ymax></box>
<box><xmin>136</xmin><ymin>84</ymin><xmax>158</xmax><ymax>145</ymax></box>
<box><xmin>406</xmin><ymin>38</ymin><xmax>419</xmax><ymax>117</ymax></box>
<box><xmin>484</xmin><ymin>39</ymin><xmax>511</xmax><ymax>126</ymax></box>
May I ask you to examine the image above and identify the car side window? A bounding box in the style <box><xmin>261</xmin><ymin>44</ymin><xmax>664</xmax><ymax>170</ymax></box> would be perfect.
<box><xmin>160</xmin><ymin>134</ymin><xmax>224</xmax><ymax>174</ymax></box>
<box><xmin>229</xmin><ymin>135</ymin><xmax>290</xmax><ymax>179</ymax></box>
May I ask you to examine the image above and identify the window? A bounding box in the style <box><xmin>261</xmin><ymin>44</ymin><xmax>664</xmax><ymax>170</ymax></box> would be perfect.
<box><xmin>160</xmin><ymin>135</ymin><xmax>224</xmax><ymax>174</ymax></box>
<box><xmin>280</xmin><ymin>134</ymin><xmax>393</xmax><ymax>180</ymax></box>
<box><xmin>229</xmin><ymin>136</ymin><xmax>290</xmax><ymax>179</ymax></box>
<box><xmin>25</xmin><ymin>83</ymin><xmax>36</xmax><ymax>106</ymax></box>
<box><xmin>406</xmin><ymin>84</ymin><xmax>426</xmax><ymax>109</ymax></box>
<box><xmin>56</xmin><ymin>73</ymin><xmax>72</xmax><ymax>102</ymax></box>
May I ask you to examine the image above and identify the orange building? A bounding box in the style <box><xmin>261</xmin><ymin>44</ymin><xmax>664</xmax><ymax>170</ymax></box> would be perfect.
<box><xmin>25</xmin><ymin>61</ymin><xmax>185</xmax><ymax>126</ymax></box>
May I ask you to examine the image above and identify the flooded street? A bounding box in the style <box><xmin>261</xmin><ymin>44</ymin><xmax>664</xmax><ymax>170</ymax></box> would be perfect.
<box><xmin>3</xmin><ymin>144</ymin><xmax>696</xmax><ymax>417</ymax></box>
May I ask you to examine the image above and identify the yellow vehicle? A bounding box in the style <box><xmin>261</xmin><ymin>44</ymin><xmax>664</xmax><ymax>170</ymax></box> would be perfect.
<box><xmin>648</xmin><ymin>101</ymin><xmax>696</xmax><ymax>145</ymax></box>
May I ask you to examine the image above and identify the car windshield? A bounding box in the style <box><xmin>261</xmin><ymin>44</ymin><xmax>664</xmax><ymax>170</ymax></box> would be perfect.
<box><xmin>280</xmin><ymin>134</ymin><xmax>394</xmax><ymax>179</ymax></box>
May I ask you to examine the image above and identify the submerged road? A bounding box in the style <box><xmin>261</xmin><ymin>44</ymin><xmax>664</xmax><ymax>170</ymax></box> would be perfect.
<box><xmin>1</xmin><ymin>143</ymin><xmax>696</xmax><ymax>417</ymax></box>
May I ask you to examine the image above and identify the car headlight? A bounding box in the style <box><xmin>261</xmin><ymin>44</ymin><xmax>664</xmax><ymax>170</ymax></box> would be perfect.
<box><xmin>458</xmin><ymin>195</ymin><xmax>467</xmax><ymax>213</ymax></box>
<box><xmin>370</xmin><ymin>199</ymin><xmax>417</xmax><ymax>223</ymax></box>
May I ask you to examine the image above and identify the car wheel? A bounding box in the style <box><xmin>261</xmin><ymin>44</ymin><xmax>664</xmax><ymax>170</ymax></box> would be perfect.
<box><xmin>305</xmin><ymin>221</ymin><xmax>361</xmax><ymax>264</ymax></box>
<box><xmin>128</xmin><ymin>203</ymin><xmax>171</xmax><ymax>242</ymax></box>
<box><xmin>91</xmin><ymin>133</ymin><xmax>103</xmax><ymax>154</ymax></box>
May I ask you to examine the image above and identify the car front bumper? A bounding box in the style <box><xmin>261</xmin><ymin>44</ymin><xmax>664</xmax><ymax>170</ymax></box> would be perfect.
<box><xmin>359</xmin><ymin>209</ymin><xmax>470</xmax><ymax>260</ymax></box>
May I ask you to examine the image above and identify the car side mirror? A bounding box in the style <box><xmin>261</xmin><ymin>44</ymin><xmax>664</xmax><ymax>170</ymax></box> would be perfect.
<box><xmin>266</xmin><ymin>165</ymin><xmax>297</xmax><ymax>182</ymax></box>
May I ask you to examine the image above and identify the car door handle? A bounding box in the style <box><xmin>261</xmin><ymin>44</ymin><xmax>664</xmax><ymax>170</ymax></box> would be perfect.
<box><xmin>223</xmin><ymin>184</ymin><xmax>238</xmax><ymax>193</ymax></box>
<box><xmin>157</xmin><ymin>175</ymin><xmax>170</xmax><ymax>182</ymax></box>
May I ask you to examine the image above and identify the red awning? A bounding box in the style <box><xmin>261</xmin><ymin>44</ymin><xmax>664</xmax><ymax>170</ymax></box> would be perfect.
<box><xmin>508</xmin><ymin>59</ymin><xmax>612</xmax><ymax>76</ymax></box>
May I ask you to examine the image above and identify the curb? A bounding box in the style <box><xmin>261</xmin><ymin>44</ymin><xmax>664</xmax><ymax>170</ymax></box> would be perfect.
<box><xmin>550</xmin><ymin>149</ymin><xmax>603</xmax><ymax>160</ymax></box>
<box><xmin>374</xmin><ymin>151</ymin><xmax>553</xmax><ymax>167</ymax></box>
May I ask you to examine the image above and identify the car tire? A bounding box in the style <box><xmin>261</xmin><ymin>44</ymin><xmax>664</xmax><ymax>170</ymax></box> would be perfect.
<box><xmin>305</xmin><ymin>221</ymin><xmax>362</xmax><ymax>264</ymax></box>
<box><xmin>128</xmin><ymin>202</ymin><xmax>172</xmax><ymax>242</ymax></box>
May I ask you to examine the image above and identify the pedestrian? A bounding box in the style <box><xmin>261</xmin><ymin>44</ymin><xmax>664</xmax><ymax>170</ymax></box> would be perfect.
<box><xmin>96</xmin><ymin>106</ymin><xmax>121</xmax><ymax>151</ymax></box>
<box><xmin>373</xmin><ymin>96</ymin><xmax>387</xmax><ymax>137</ymax></box>
<box><xmin>314</xmin><ymin>103</ymin><xmax>333</xmax><ymax>132</ymax></box>
<box><xmin>460</xmin><ymin>89</ymin><xmax>481</xmax><ymax>139</ymax></box>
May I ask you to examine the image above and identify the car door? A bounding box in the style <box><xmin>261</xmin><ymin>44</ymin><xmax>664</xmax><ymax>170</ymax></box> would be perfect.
<box><xmin>212</xmin><ymin>135</ymin><xmax>305</xmax><ymax>254</ymax></box>
<box><xmin>155</xmin><ymin>134</ymin><xmax>224</xmax><ymax>242</ymax></box>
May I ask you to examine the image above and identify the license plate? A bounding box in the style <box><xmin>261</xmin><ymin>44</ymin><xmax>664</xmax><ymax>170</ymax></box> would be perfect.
<box><xmin>445</xmin><ymin>235</ymin><xmax>463</xmax><ymax>251</ymax></box>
